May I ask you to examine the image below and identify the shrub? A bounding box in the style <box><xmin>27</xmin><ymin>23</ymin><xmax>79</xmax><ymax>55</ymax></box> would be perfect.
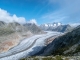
<box><xmin>65</xmin><ymin>58</ymin><xmax>69</xmax><ymax>60</ymax></box>
<box><xmin>42</xmin><ymin>57</ymin><xmax>55</xmax><ymax>60</ymax></box>
<box><xmin>55</xmin><ymin>55</ymin><xmax>63</xmax><ymax>60</ymax></box>
<box><xmin>33</xmin><ymin>58</ymin><xmax>39</xmax><ymax>60</ymax></box>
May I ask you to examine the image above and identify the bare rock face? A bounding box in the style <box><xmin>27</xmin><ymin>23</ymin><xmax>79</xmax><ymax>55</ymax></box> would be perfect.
<box><xmin>0</xmin><ymin>33</ymin><xmax>22</xmax><ymax>53</ymax></box>
<box><xmin>24</xmin><ymin>23</ymin><xmax>44</xmax><ymax>34</ymax></box>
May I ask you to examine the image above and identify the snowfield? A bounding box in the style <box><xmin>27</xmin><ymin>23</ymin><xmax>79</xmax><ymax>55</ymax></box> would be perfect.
<box><xmin>0</xmin><ymin>31</ymin><xmax>62</xmax><ymax>60</ymax></box>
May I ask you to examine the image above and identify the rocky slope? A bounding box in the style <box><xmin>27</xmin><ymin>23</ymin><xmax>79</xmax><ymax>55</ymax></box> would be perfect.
<box><xmin>24</xmin><ymin>23</ymin><xmax>43</xmax><ymax>34</ymax></box>
<box><xmin>0</xmin><ymin>21</ymin><xmax>43</xmax><ymax>53</ymax></box>
<box><xmin>35</xmin><ymin>25</ymin><xmax>80</xmax><ymax>56</ymax></box>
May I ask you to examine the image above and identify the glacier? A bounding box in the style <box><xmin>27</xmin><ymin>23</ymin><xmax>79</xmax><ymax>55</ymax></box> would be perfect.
<box><xmin>0</xmin><ymin>31</ymin><xmax>62</xmax><ymax>60</ymax></box>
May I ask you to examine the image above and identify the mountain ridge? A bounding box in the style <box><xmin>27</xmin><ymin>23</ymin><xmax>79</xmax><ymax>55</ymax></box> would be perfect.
<box><xmin>0</xmin><ymin>21</ymin><xmax>43</xmax><ymax>53</ymax></box>
<box><xmin>36</xmin><ymin>25</ymin><xmax>80</xmax><ymax>56</ymax></box>
<box><xmin>40</xmin><ymin>22</ymin><xmax>74</xmax><ymax>32</ymax></box>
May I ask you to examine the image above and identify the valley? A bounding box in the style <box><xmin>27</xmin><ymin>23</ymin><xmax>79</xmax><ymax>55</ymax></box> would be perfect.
<box><xmin>0</xmin><ymin>1</ymin><xmax>80</xmax><ymax>60</ymax></box>
<box><xmin>0</xmin><ymin>31</ymin><xmax>62</xmax><ymax>60</ymax></box>
<box><xmin>0</xmin><ymin>21</ymin><xmax>80</xmax><ymax>60</ymax></box>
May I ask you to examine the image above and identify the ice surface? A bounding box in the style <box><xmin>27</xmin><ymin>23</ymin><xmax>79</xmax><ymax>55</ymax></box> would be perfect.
<box><xmin>0</xmin><ymin>31</ymin><xmax>61</xmax><ymax>60</ymax></box>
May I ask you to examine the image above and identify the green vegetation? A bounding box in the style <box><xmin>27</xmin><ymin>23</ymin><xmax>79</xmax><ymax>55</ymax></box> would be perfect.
<box><xmin>75</xmin><ymin>45</ymin><xmax>80</xmax><ymax>53</ymax></box>
<box><xmin>20</xmin><ymin>56</ymin><xmax>64</xmax><ymax>60</ymax></box>
<box><xmin>51</xmin><ymin>30</ymin><xmax>80</xmax><ymax>56</ymax></box>
<box><xmin>42</xmin><ymin>57</ymin><xmax>55</xmax><ymax>60</ymax></box>
<box><xmin>65</xmin><ymin>58</ymin><xmax>69</xmax><ymax>60</ymax></box>
<box><xmin>20</xmin><ymin>58</ymin><xmax>27</xmax><ymax>60</ymax></box>
<box><xmin>33</xmin><ymin>58</ymin><xmax>39</xmax><ymax>60</ymax></box>
<box><xmin>55</xmin><ymin>55</ymin><xmax>63</xmax><ymax>60</ymax></box>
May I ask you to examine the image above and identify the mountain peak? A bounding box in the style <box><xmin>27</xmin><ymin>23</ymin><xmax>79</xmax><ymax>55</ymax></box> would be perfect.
<box><xmin>40</xmin><ymin>22</ymin><xmax>73</xmax><ymax>32</ymax></box>
<box><xmin>41</xmin><ymin>22</ymin><xmax>62</xmax><ymax>28</ymax></box>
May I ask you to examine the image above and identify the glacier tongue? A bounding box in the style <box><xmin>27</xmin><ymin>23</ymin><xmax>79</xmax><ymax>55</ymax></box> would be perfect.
<box><xmin>0</xmin><ymin>31</ymin><xmax>61</xmax><ymax>60</ymax></box>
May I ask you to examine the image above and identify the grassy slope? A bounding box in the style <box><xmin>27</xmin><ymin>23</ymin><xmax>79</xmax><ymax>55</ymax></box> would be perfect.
<box><xmin>51</xmin><ymin>26</ymin><xmax>80</xmax><ymax>56</ymax></box>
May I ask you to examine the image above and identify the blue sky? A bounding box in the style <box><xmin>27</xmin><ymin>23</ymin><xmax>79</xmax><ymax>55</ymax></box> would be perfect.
<box><xmin>0</xmin><ymin>0</ymin><xmax>80</xmax><ymax>25</ymax></box>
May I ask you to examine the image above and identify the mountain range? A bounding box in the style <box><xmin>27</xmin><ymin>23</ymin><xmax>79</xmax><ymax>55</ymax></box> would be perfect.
<box><xmin>0</xmin><ymin>21</ymin><xmax>43</xmax><ymax>53</ymax></box>
<box><xmin>0</xmin><ymin>21</ymin><xmax>80</xmax><ymax>60</ymax></box>
<box><xmin>0</xmin><ymin>21</ymin><xmax>43</xmax><ymax>35</ymax></box>
<box><xmin>40</xmin><ymin>22</ymin><xmax>74</xmax><ymax>32</ymax></box>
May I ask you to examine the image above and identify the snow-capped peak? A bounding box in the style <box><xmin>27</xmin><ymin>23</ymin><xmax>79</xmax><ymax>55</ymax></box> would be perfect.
<box><xmin>57</xmin><ymin>22</ymin><xmax>62</xmax><ymax>26</ymax></box>
<box><xmin>44</xmin><ymin>24</ymin><xmax>48</xmax><ymax>27</ymax></box>
<box><xmin>40</xmin><ymin>22</ymin><xmax>62</xmax><ymax>28</ymax></box>
<box><xmin>53</xmin><ymin>22</ymin><xmax>62</xmax><ymax>27</ymax></box>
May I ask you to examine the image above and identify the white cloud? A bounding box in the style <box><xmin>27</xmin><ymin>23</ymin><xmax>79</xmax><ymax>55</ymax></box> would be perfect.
<box><xmin>28</xmin><ymin>19</ymin><xmax>37</xmax><ymax>25</ymax></box>
<box><xmin>0</xmin><ymin>8</ymin><xmax>27</xmax><ymax>24</ymax></box>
